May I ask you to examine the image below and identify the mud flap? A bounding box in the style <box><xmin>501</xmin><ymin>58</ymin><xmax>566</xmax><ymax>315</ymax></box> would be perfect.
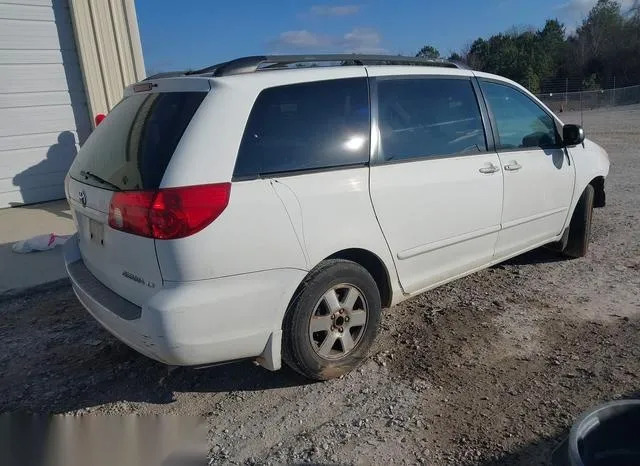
<box><xmin>255</xmin><ymin>330</ymin><xmax>282</xmax><ymax>371</ymax></box>
<box><xmin>545</xmin><ymin>227</ymin><xmax>570</xmax><ymax>252</ymax></box>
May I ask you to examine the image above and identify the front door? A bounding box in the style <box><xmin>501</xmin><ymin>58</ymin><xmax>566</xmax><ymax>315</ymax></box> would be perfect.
<box><xmin>479</xmin><ymin>80</ymin><xmax>575</xmax><ymax>259</ymax></box>
<box><xmin>369</xmin><ymin>76</ymin><xmax>503</xmax><ymax>294</ymax></box>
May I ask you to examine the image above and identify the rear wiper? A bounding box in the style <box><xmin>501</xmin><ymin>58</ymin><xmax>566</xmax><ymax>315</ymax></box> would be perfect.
<box><xmin>80</xmin><ymin>171</ymin><xmax>121</xmax><ymax>191</ymax></box>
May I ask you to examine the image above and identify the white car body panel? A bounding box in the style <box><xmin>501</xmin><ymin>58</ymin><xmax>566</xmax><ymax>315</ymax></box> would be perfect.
<box><xmin>65</xmin><ymin>237</ymin><xmax>304</xmax><ymax>367</ymax></box>
<box><xmin>564</xmin><ymin>138</ymin><xmax>610</xmax><ymax>225</ymax></box>
<box><xmin>369</xmin><ymin>154</ymin><xmax>503</xmax><ymax>294</ymax></box>
<box><xmin>494</xmin><ymin>147</ymin><xmax>575</xmax><ymax>258</ymax></box>
<box><xmin>123</xmin><ymin>76</ymin><xmax>212</xmax><ymax>97</ymax></box>
<box><xmin>473</xmin><ymin>70</ymin><xmax>608</xmax><ymax>243</ymax></box>
<box><xmin>63</xmin><ymin>63</ymin><xmax>610</xmax><ymax>372</ymax></box>
<box><xmin>66</xmin><ymin>178</ymin><xmax>162</xmax><ymax>306</ymax></box>
<box><xmin>365</xmin><ymin>65</ymin><xmax>475</xmax><ymax>79</ymax></box>
<box><xmin>155</xmin><ymin>179</ymin><xmax>307</xmax><ymax>281</ymax></box>
<box><xmin>269</xmin><ymin>168</ymin><xmax>402</xmax><ymax>302</ymax></box>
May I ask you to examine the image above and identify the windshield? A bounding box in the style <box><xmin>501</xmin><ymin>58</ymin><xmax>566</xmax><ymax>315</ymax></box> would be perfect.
<box><xmin>69</xmin><ymin>91</ymin><xmax>207</xmax><ymax>191</ymax></box>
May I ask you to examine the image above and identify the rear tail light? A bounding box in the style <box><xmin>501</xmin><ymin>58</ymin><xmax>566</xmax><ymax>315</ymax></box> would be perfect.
<box><xmin>108</xmin><ymin>183</ymin><xmax>231</xmax><ymax>240</ymax></box>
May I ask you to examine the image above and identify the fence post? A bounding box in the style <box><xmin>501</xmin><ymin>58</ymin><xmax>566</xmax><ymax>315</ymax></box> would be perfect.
<box><xmin>580</xmin><ymin>90</ymin><xmax>583</xmax><ymax>128</ymax></box>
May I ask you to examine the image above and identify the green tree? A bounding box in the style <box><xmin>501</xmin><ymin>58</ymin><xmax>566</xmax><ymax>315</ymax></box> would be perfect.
<box><xmin>417</xmin><ymin>0</ymin><xmax>640</xmax><ymax>90</ymax></box>
<box><xmin>573</xmin><ymin>0</ymin><xmax>640</xmax><ymax>86</ymax></box>
<box><xmin>582</xmin><ymin>73</ymin><xmax>601</xmax><ymax>90</ymax></box>
<box><xmin>524</xmin><ymin>67</ymin><xmax>541</xmax><ymax>93</ymax></box>
<box><xmin>466</xmin><ymin>38</ymin><xmax>488</xmax><ymax>70</ymax></box>
<box><xmin>577</xmin><ymin>0</ymin><xmax>623</xmax><ymax>56</ymax></box>
<box><xmin>416</xmin><ymin>45</ymin><xmax>440</xmax><ymax>59</ymax></box>
<box><xmin>538</xmin><ymin>19</ymin><xmax>566</xmax><ymax>76</ymax></box>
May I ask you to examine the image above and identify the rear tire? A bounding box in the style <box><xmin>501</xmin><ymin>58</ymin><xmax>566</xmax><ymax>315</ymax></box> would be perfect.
<box><xmin>563</xmin><ymin>185</ymin><xmax>595</xmax><ymax>258</ymax></box>
<box><xmin>282</xmin><ymin>259</ymin><xmax>381</xmax><ymax>381</ymax></box>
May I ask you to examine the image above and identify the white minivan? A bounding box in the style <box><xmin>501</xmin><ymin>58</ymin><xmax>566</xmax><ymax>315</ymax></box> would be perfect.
<box><xmin>64</xmin><ymin>55</ymin><xmax>609</xmax><ymax>380</ymax></box>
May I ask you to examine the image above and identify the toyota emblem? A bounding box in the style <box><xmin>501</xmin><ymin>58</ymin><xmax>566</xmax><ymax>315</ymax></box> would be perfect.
<box><xmin>79</xmin><ymin>190</ymin><xmax>87</xmax><ymax>207</ymax></box>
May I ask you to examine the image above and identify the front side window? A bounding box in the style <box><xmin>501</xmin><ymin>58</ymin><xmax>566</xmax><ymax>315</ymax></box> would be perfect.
<box><xmin>481</xmin><ymin>81</ymin><xmax>559</xmax><ymax>150</ymax></box>
<box><xmin>234</xmin><ymin>78</ymin><xmax>370</xmax><ymax>178</ymax></box>
<box><xmin>376</xmin><ymin>78</ymin><xmax>487</xmax><ymax>162</ymax></box>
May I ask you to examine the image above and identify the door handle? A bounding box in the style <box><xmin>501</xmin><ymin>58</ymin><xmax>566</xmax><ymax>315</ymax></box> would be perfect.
<box><xmin>479</xmin><ymin>163</ymin><xmax>500</xmax><ymax>174</ymax></box>
<box><xmin>504</xmin><ymin>161</ymin><xmax>522</xmax><ymax>171</ymax></box>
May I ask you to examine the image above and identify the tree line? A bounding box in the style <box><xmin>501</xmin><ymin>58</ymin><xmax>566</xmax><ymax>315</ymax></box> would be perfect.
<box><xmin>416</xmin><ymin>0</ymin><xmax>640</xmax><ymax>93</ymax></box>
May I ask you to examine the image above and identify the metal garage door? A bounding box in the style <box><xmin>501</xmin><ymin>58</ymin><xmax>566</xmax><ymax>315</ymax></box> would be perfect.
<box><xmin>0</xmin><ymin>0</ymin><xmax>91</xmax><ymax>208</ymax></box>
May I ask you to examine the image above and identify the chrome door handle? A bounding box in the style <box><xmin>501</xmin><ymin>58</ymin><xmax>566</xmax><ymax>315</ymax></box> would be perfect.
<box><xmin>504</xmin><ymin>161</ymin><xmax>522</xmax><ymax>171</ymax></box>
<box><xmin>479</xmin><ymin>163</ymin><xmax>500</xmax><ymax>174</ymax></box>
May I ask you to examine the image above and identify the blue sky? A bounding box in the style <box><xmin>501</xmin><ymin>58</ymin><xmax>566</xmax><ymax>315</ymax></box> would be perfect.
<box><xmin>135</xmin><ymin>0</ymin><xmax>620</xmax><ymax>74</ymax></box>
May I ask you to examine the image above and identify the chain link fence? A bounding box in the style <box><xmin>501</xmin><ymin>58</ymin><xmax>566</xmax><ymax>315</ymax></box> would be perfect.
<box><xmin>537</xmin><ymin>85</ymin><xmax>640</xmax><ymax>114</ymax></box>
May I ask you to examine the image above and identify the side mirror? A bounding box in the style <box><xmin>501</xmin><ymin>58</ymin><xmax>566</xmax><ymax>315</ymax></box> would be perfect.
<box><xmin>563</xmin><ymin>124</ymin><xmax>585</xmax><ymax>146</ymax></box>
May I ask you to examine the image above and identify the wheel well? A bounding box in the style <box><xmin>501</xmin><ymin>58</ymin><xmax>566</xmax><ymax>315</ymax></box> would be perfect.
<box><xmin>326</xmin><ymin>248</ymin><xmax>392</xmax><ymax>308</ymax></box>
<box><xmin>590</xmin><ymin>176</ymin><xmax>605</xmax><ymax>208</ymax></box>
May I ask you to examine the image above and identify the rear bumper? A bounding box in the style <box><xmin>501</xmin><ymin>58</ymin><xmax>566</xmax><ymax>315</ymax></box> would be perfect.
<box><xmin>64</xmin><ymin>235</ymin><xmax>305</xmax><ymax>367</ymax></box>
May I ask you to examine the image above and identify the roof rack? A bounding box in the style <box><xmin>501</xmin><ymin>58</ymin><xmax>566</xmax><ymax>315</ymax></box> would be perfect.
<box><xmin>187</xmin><ymin>54</ymin><xmax>468</xmax><ymax>77</ymax></box>
<box><xmin>143</xmin><ymin>70</ymin><xmax>189</xmax><ymax>81</ymax></box>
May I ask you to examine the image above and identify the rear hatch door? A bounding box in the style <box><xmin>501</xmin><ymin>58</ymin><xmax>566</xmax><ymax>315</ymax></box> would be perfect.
<box><xmin>67</xmin><ymin>79</ymin><xmax>210</xmax><ymax>305</ymax></box>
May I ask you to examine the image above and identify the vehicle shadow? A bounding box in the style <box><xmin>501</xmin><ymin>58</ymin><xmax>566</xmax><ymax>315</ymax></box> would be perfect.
<box><xmin>0</xmin><ymin>281</ymin><xmax>314</xmax><ymax>413</ymax></box>
<box><xmin>51</xmin><ymin>353</ymin><xmax>313</xmax><ymax>414</ymax></box>
<box><xmin>500</xmin><ymin>246</ymin><xmax>567</xmax><ymax>266</ymax></box>
<box><xmin>0</xmin><ymin>247</ymin><xmax>571</xmax><ymax>414</ymax></box>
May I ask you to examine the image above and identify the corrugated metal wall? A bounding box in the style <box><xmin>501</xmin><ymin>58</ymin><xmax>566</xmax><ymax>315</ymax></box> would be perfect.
<box><xmin>0</xmin><ymin>0</ymin><xmax>91</xmax><ymax>207</ymax></box>
<box><xmin>0</xmin><ymin>0</ymin><xmax>145</xmax><ymax>208</ymax></box>
<box><xmin>69</xmin><ymin>0</ymin><xmax>145</xmax><ymax>120</ymax></box>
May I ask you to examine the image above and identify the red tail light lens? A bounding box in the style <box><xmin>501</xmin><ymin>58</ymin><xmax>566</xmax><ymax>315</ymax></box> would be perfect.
<box><xmin>108</xmin><ymin>183</ymin><xmax>231</xmax><ymax>240</ymax></box>
<box><xmin>95</xmin><ymin>113</ymin><xmax>106</xmax><ymax>126</ymax></box>
<box><xmin>149</xmin><ymin>184</ymin><xmax>231</xmax><ymax>239</ymax></box>
<box><xmin>109</xmin><ymin>190</ymin><xmax>156</xmax><ymax>237</ymax></box>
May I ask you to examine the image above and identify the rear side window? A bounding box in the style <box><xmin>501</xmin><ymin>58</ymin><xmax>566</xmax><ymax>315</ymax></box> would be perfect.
<box><xmin>69</xmin><ymin>92</ymin><xmax>206</xmax><ymax>191</ymax></box>
<box><xmin>234</xmin><ymin>78</ymin><xmax>370</xmax><ymax>178</ymax></box>
<box><xmin>377</xmin><ymin>78</ymin><xmax>487</xmax><ymax>161</ymax></box>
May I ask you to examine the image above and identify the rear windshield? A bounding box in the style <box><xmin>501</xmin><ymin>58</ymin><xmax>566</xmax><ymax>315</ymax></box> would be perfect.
<box><xmin>69</xmin><ymin>91</ymin><xmax>206</xmax><ymax>191</ymax></box>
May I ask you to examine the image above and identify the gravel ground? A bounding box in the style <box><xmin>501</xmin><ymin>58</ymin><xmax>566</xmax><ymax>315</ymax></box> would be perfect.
<box><xmin>1</xmin><ymin>105</ymin><xmax>639</xmax><ymax>465</ymax></box>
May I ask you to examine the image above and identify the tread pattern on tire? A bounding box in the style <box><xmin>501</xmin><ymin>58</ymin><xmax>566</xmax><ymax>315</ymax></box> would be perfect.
<box><xmin>563</xmin><ymin>184</ymin><xmax>595</xmax><ymax>258</ymax></box>
<box><xmin>282</xmin><ymin>259</ymin><xmax>381</xmax><ymax>381</ymax></box>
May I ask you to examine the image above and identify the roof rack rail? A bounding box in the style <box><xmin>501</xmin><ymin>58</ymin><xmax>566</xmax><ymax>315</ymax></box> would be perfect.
<box><xmin>188</xmin><ymin>54</ymin><xmax>467</xmax><ymax>77</ymax></box>
<box><xmin>143</xmin><ymin>70</ymin><xmax>189</xmax><ymax>81</ymax></box>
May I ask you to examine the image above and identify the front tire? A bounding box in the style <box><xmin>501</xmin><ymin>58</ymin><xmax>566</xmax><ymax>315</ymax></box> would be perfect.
<box><xmin>563</xmin><ymin>185</ymin><xmax>595</xmax><ymax>258</ymax></box>
<box><xmin>282</xmin><ymin>259</ymin><xmax>382</xmax><ymax>380</ymax></box>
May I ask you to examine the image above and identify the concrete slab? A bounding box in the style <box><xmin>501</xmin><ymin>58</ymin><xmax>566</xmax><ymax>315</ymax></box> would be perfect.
<box><xmin>0</xmin><ymin>200</ymin><xmax>76</xmax><ymax>294</ymax></box>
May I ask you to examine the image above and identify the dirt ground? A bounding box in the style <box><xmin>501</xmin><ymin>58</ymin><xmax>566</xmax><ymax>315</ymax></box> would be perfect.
<box><xmin>1</xmin><ymin>105</ymin><xmax>639</xmax><ymax>465</ymax></box>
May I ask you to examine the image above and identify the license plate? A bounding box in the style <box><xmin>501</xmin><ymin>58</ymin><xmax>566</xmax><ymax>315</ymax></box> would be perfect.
<box><xmin>88</xmin><ymin>218</ymin><xmax>104</xmax><ymax>246</ymax></box>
